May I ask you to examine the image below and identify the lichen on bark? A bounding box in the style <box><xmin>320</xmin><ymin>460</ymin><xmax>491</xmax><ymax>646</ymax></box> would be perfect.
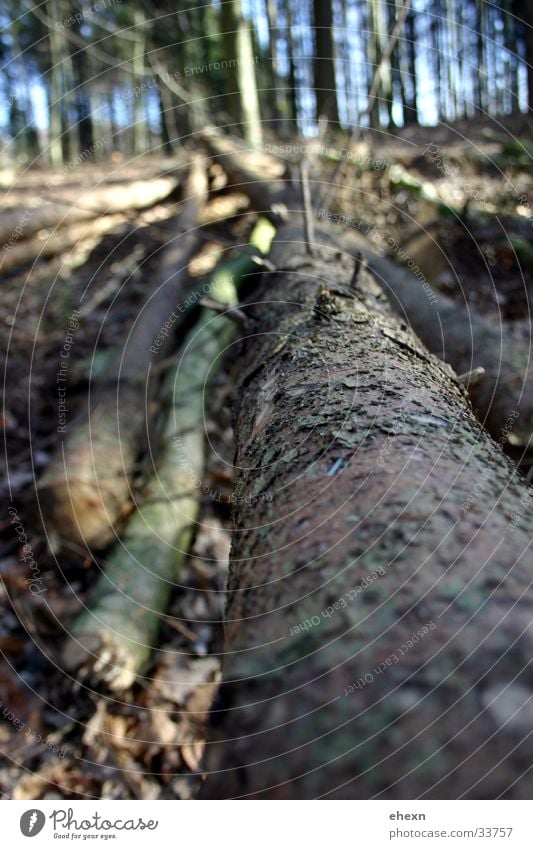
<box><xmin>203</xmin><ymin>220</ymin><xmax>533</xmax><ymax>800</ymax></box>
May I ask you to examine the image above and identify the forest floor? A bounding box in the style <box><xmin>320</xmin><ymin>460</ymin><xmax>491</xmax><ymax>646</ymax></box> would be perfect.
<box><xmin>1</xmin><ymin>115</ymin><xmax>532</xmax><ymax>799</ymax></box>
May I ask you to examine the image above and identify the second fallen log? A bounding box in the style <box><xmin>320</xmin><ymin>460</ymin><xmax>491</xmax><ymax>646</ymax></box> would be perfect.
<box><xmin>61</xmin><ymin>218</ymin><xmax>276</xmax><ymax>690</ymax></box>
<box><xmin>203</xmin><ymin>220</ymin><xmax>533</xmax><ymax>799</ymax></box>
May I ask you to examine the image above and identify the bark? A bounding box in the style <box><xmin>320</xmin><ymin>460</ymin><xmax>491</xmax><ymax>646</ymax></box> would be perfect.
<box><xmin>0</xmin><ymin>176</ymin><xmax>180</xmax><ymax>248</ymax></box>
<box><xmin>202</xmin><ymin>220</ymin><xmax>533</xmax><ymax>799</ymax></box>
<box><xmin>37</xmin><ymin>159</ymin><xmax>208</xmax><ymax>552</ymax></box>
<box><xmin>47</xmin><ymin>0</ymin><xmax>65</xmax><ymax>168</ymax></box>
<box><xmin>61</xmin><ymin>217</ymin><xmax>275</xmax><ymax>690</ymax></box>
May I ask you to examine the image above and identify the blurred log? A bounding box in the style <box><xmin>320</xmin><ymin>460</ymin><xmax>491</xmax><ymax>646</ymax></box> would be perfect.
<box><xmin>355</xmin><ymin>242</ymin><xmax>533</xmax><ymax>447</ymax></box>
<box><xmin>0</xmin><ymin>214</ymin><xmax>127</xmax><ymax>273</ymax></box>
<box><xmin>204</xmin><ymin>133</ymin><xmax>533</xmax><ymax>447</ymax></box>
<box><xmin>203</xmin><ymin>219</ymin><xmax>533</xmax><ymax>799</ymax></box>
<box><xmin>37</xmin><ymin>158</ymin><xmax>208</xmax><ymax>552</ymax></box>
<box><xmin>201</xmin><ymin>128</ymin><xmax>289</xmax><ymax>219</ymax></box>
<box><xmin>0</xmin><ymin>176</ymin><xmax>180</xmax><ymax>247</ymax></box>
<box><xmin>61</xmin><ymin>217</ymin><xmax>275</xmax><ymax>690</ymax></box>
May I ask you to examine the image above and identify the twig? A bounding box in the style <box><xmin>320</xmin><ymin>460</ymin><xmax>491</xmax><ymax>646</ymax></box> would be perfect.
<box><xmin>299</xmin><ymin>160</ymin><xmax>315</xmax><ymax>256</ymax></box>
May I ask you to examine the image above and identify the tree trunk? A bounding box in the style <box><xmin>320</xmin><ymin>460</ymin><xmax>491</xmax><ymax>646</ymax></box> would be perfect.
<box><xmin>70</xmin><ymin>9</ymin><xmax>95</xmax><ymax>157</ymax></box>
<box><xmin>313</xmin><ymin>0</ymin><xmax>340</xmax><ymax>127</ymax></box>
<box><xmin>158</xmin><ymin>88</ymin><xmax>173</xmax><ymax>155</ymax></box>
<box><xmin>37</xmin><ymin>160</ymin><xmax>208</xmax><ymax>552</ymax></box>
<box><xmin>220</xmin><ymin>0</ymin><xmax>242</xmax><ymax>127</ymax></box>
<box><xmin>197</xmin><ymin>131</ymin><xmax>533</xmax><ymax>447</ymax></box>
<box><xmin>283</xmin><ymin>0</ymin><xmax>299</xmax><ymax>129</ymax></box>
<box><xmin>47</xmin><ymin>0</ymin><xmax>65</xmax><ymax>167</ymax></box>
<box><xmin>201</xmin><ymin>129</ymin><xmax>289</xmax><ymax>218</ymax></box>
<box><xmin>202</xmin><ymin>219</ymin><xmax>533</xmax><ymax>799</ymax></box>
<box><xmin>354</xmin><ymin>243</ymin><xmax>533</xmax><ymax>447</ymax></box>
<box><xmin>0</xmin><ymin>214</ymin><xmax>126</xmax><ymax>274</ymax></box>
<box><xmin>266</xmin><ymin>0</ymin><xmax>287</xmax><ymax>133</ymax></box>
<box><xmin>132</xmin><ymin>11</ymin><xmax>148</xmax><ymax>156</ymax></box>
<box><xmin>524</xmin><ymin>0</ymin><xmax>533</xmax><ymax>110</ymax></box>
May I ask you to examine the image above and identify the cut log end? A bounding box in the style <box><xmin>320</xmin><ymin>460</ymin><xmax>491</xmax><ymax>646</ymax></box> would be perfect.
<box><xmin>62</xmin><ymin>630</ymin><xmax>141</xmax><ymax>692</ymax></box>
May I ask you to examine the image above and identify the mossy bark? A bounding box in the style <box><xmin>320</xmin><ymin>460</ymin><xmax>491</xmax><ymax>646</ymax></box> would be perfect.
<box><xmin>203</xmin><ymin>220</ymin><xmax>533</xmax><ymax>799</ymax></box>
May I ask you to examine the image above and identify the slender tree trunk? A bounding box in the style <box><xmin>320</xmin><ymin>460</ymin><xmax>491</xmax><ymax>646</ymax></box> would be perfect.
<box><xmin>203</xmin><ymin>220</ymin><xmax>533</xmax><ymax>799</ymax></box>
<box><xmin>10</xmin><ymin>21</ymin><xmax>41</xmax><ymax>159</ymax></box>
<box><xmin>236</xmin><ymin>15</ymin><xmax>263</xmax><ymax>146</ymax></box>
<box><xmin>220</xmin><ymin>0</ymin><xmax>243</xmax><ymax>128</ymax></box>
<box><xmin>266</xmin><ymin>0</ymin><xmax>287</xmax><ymax>132</ymax></box>
<box><xmin>158</xmin><ymin>88</ymin><xmax>173</xmax><ymax>155</ymax></box>
<box><xmin>197</xmin><ymin>131</ymin><xmax>533</xmax><ymax>449</ymax></box>
<box><xmin>404</xmin><ymin>6</ymin><xmax>418</xmax><ymax>123</ymax></box>
<box><xmin>475</xmin><ymin>0</ymin><xmax>487</xmax><ymax>114</ymax></box>
<box><xmin>47</xmin><ymin>0</ymin><xmax>65</xmax><ymax>167</ymax></box>
<box><xmin>313</xmin><ymin>0</ymin><xmax>340</xmax><ymax>126</ymax></box>
<box><xmin>61</xmin><ymin>218</ymin><xmax>275</xmax><ymax>690</ymax></box>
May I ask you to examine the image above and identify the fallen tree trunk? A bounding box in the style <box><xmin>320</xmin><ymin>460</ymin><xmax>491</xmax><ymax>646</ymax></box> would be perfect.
<box><xmin>0</xmin><ymin>176</ymin><xmax>180</xmax><ymax>248</ymax></box>
<box><xmin>0</xmin><ymin>214</ymin><xmax>128</xmax><ymax>273</ymax></box>
<box><xmin>201</xmin><ymin>128</ymin><xmax>289</xmax><ymax>219</ymax></box>
<box><xmin>37</xmin><ymin>159</ymin><xmax>208</xmax><ymax>551</ymax></box>
<box><xmin>61</xmin><ymin>217</ymin><xmax>275</xmax><ymax>690</ymax></box>
<box><xmin>202</xmin><ymin>220</ymin><xmax>533</xmax><ymax>800</ymax></box>
<box><xmin>202</xmin><ymin>133</ymin><xmax>533</xmax><ymax>447</ymax></box>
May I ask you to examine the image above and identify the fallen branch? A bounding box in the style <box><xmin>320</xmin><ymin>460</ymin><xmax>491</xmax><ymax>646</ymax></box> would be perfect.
<box><xmin>38</xmin><ymin>158</ymin><xmax>208</xmax><ymax>551</ymax></box>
